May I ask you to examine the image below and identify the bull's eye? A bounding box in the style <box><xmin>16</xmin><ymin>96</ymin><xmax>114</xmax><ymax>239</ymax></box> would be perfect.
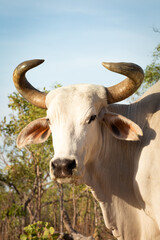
<box><xmin>88</xmin><ymin>115</ymin><xmax>96</xmax><ymax>124</ymax></box>
<box><xmin>46</xmin><ymin>118</ymin><xmax>51</xmax><ymax>126</ymax></box>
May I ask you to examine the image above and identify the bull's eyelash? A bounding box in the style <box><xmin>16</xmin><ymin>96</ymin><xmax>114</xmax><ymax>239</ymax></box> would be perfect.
<box><xmin>88</xmin><ymin>115</ymin><xmax>96</xmax><ymax>124</ymax></box>
<box><xmin>46</xmin><ymin>118</ymin><xmax>51</xmax><ymax>124</ymax></box>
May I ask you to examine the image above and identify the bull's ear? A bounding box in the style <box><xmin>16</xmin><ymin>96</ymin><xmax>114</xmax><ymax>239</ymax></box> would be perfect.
<box><xmin>103</xmin><ymin>112</ymin><xmax>143</xmax><ymax>141</ymax></box>
<box><xmin>17</xmin><ymin>118</ymin><xmax>51</xmax><ymax>148</ymax></box>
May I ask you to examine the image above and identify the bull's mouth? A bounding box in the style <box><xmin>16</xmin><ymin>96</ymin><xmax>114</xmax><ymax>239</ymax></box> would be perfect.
<box><xmin>50</xmin><ymin>167</ymin><xmax>81</xmax><ymax>184</ymax></box>
<box><xmin>50</xmin><ymin>173</ymin><xmax>80</xmax><ymax>184</ymax></box>
<box><xmin>55</xmin><ymin>177</ymin><xmax>74</xmax><ymax>184</ymax></box>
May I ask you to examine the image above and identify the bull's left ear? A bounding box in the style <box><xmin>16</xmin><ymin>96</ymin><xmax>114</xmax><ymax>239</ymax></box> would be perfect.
<box><xmin>17</xmin><ymin>118</ymin><xmax>51</xmax><ymax>148</ymax></box>
<box><xmin>103</xmin><ymin>112</ymin><xmax>143</xmax><ymax>141</ymax></box>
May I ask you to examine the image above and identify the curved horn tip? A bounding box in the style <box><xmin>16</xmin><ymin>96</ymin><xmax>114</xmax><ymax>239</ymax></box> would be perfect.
<box><xmin>21</xmin><ymin>59</ymin><xmax>45</xmax><ymax>68</ymax></box>
<box><xmin>102</xmin><ymin>62</ymin><xmax>110</xmax><ymax>69</ymax></box>
<box><xmin>34</xmin><ymin>59</ymin><xmax>45</xmax><ymax>64</ymax></box>
<box><xmin>33</xmin><ymin>59</ymin><xmax>45</xmax><ymax>65</ymax></box>
<box><xmin>26</xmin><ymin>59</ymin><xmax>45</xmax><ymax>64</ymax></box>
<box><xmin>15</xmin><ymin>59</ymin><xmax>45</xmax><ymax>75</ymax></box>
<box><xmin>102</xmin><ymin>62</ymin><xmax>144</xmax><ymax>75</ymax></box>
<box><xmin>102</xmin><ymin>61</ymin><xmax>121</xmax><ymax>70</ymax></box>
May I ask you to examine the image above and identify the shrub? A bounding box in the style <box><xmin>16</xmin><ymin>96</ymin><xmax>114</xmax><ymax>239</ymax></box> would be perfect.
<box><xmin>20</xmin><ymin>221</ymin><xmax>59</xmax><ymax>240</ymax></box>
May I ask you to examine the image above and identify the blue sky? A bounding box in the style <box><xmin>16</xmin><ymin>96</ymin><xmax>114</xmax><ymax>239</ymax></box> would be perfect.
<box><xmin>0</xmin><ymin>0</ymin><xmax>160</xmax><ymax>120</ymax></box>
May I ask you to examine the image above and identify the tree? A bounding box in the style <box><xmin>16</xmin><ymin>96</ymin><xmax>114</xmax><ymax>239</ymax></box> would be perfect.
<box><xmin>0</xmin><ymin>92</ymin><xmax>54</xmax><ymax>238</ymax></box>
<box><xmin>131</xmin><ymin>42</ymin><xmax>160</xmax><ymax>101</ymax></box>
<box><xmin>144</xmin><ymin>43</ymin><xmax>160</xmax><ymax>87</ymax></box>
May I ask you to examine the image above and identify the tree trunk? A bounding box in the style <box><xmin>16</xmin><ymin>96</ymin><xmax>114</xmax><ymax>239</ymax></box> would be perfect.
<box><xmin>72</xmin><ymin>186</ymin><xmax>77</xmax><ymax>229</ymax></box>
<box><xmin>59</xmin><ymin>184</ymin><xmax>64</xmax><ymax>234</ymax></box>
<box><xmin>63</xmin><ymin>210</ymin><xmax>95</xmax><ymax>240</ymax></box>
<box><xmin>36</xmin><ymin>159</ymin><xmax>41</xmax><ymax>221</ymax></box>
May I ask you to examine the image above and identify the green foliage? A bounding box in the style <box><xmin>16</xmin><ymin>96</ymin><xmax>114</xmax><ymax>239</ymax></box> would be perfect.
<box><xmin>131</xmin><ymin>43</ymin><xmax>160</xmax><ymax>101</ymax></box>
<box><xmin>0</xmin><ymin>91</ymin><xmax>55</xmax><ymax>238</ymax></box>
<box><xmin>0</xmin><ymin>91</ymin><xmax>53</xmax><ymax>190</ymax></box>
<box><xmin>144</xmin><ymin>43</ymin><xmax>160</xmax><ymax>86</ymax></box>
<box><xmin>20</xmin><ymin>221</ymin><xmax>59</xmax><ymax>240</ymax></box>
<box><xmin>2</xmin><ymin>203</ymin><xmax>25</xmax><ymax>219</ymax></box>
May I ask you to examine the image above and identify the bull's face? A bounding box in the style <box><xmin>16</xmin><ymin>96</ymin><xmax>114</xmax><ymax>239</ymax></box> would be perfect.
<box><xmin>13</xmin><ymin>60</ymin><xmax>144</xmax><ymax>184</ymax></box>
<box><xmin>17</xmin><ymin>84</ymin><xmax>108</xmax><ymax>183</ymax></box>
<box><xmin>47</xmin><ymin>84</ymin><xmax>107</xmax><ymax>183</ymax></box>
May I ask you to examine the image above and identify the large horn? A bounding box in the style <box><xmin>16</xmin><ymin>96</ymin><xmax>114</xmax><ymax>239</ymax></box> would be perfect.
<box><xmin>102</xmin><ymin>62</ymin><xmax>144</xmax><ymax>104</ymax></box>
<box><xmin>13</xmin><ymin>59</ymin><xmax>47</xmax><ymax>109</ymax></box>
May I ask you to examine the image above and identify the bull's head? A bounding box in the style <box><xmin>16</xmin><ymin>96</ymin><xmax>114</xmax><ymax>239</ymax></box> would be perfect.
<box><xmin>13</xmin><ymin>60</ymin><xmax>143</xmax><ymax>184</ymax></box>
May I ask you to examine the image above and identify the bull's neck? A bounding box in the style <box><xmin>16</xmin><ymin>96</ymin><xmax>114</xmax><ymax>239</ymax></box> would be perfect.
<box><xmin>83</xmin><ymin>104</ymin><xmax>142</xmax><ymax>232</ymax></box>
<box><xmin>84</xmin><ymin>104</ymin><xmax>139</xmax><ymax>202</ymax></box>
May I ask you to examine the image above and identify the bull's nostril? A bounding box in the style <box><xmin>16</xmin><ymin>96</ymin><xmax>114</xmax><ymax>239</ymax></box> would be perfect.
<box><xmin>51</xmin><ymin>162</ymin><xmax>56</xmax><ymax>170</ymax></box>
<box><xmin>68</xmin><ymin>159</ymin><xmax>76</xmax><ymax>170</ymax></box>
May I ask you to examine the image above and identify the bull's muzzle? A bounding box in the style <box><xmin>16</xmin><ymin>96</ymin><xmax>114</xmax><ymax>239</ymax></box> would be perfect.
<box><xmin>51</xmin><ymin>158</ymin><xmax>76</xmax><ymax>179</ymax></box>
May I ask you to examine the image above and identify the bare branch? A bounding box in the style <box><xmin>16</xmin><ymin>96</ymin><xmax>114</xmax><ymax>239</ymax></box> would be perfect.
<box><xmin>63</xmin><ymin>210</ymin><xmax>95</xmax><ymax>240</ymax></box>
<box><xmin>0</xmin><ymin>175</ymin><xmax>21</xmax><ymax>196</ymax></box>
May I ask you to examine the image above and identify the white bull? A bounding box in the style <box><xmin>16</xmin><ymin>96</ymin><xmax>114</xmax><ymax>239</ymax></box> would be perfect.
<box><xmin>13</xmin><ymin>59</ymin><xmax>160</xmax><ymax>239</ymax></box>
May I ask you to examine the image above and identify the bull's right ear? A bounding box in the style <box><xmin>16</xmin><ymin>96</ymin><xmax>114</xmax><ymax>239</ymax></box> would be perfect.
<box><xmin>17</xmin><ymin>118</ymin><xmax>51</xmax><ymax>149</ymax></box>
<box><xmin>102</xmin><ymin>111</ymin><xmax>143</xmax><ymax>141</ymax></box>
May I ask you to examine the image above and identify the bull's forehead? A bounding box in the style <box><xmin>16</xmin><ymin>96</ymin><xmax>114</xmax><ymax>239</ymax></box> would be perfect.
<box><xmin>46</xmin><ymin>84</ymin><xmax>107</xmax><ymax>115</ymax></box>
